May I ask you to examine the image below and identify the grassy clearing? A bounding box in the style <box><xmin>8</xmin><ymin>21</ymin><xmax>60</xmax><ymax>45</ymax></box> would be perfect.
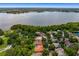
<box><xmin>0</xmin><ymin>36</ymin><xmax>9</xmax><ymax>56</ymax></box>
<box><xmin>0</xmin><ymin>51</ymin><xmax>6</xmax><ymax>56</ymax></box>
<box><xmin>0</xmin><ymin>35</ymin><xmax>9</xmax><ymax>49</ymax></box>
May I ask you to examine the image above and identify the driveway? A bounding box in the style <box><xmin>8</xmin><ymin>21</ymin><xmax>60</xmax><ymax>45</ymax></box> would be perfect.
<box><xmin>0</xmin><ymin>45</ymin><xmax>12</xmax><ymax>53</ymax></box>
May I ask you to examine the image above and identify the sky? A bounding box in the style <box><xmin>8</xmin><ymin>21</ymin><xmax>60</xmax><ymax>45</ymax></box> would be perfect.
<box><xmin>0</xmin><ymin>3</ymin><xmax>79</xmax><ymax>8</ymax></box>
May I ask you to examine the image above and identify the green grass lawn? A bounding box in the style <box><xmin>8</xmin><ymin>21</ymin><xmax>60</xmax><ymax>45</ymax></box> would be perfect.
<box><xmin>0</xmin><ymin>35</ymin><xmax>9</xmax><ymax>49</ymax></box>
<box><xmin>0</xmin><ymin>51</ymin><xmax>6</xmax><ymax>56</ymax></box>
<box><xmin>0</xmin><ymin>36</ymin><xmax>9</xmax><ymax>56</ymax></box>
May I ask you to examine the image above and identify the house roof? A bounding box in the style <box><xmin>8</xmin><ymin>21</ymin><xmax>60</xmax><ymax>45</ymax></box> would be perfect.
<box><xmin>64</xmin><ymin>39</ymin><xmax>70</xmax><ymax>45</ymax></box>
<box><xmin>36</xmin><ymin>32</ymin><xmax>45</xmax><ymax>36</ymax></box>
<box><xmin>35</xmin><ymin>44</ymin><xmax>43</xmax><ymax>52</ymax></box>
<box><xmin>34</xmin><ymin>40</ymin><xmax>42</xmax><ymax>45</ymax></box>
<box><xmin>55</xmin><ymin>48</ymin><xmax>65</xmax><ymax>56</ymax></box>
<box><xmin>53</xmin><ymin>43</ymin><xmax>60</xmax><ymax>48</ymax></box>
<box><xmin>35</xmin><ymin>36</ymin><xmax>42</xmax><ymax>41</ymax></box>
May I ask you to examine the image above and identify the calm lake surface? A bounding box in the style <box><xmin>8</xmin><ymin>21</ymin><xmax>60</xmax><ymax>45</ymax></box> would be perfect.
<box><xmin>0</xmin><ymin>11</ymin><xmax>79</xmax><ymax>30</ymax></box>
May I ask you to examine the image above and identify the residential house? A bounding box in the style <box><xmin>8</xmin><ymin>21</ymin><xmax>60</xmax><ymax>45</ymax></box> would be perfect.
<box><xmin>75</xmin><ymin>36</ymin><xmax>79</xmax><ymax>42</ymax></box>
<box><xmin>55</xmin><ymin>48</ymin><xmax>66</xmax><ymax>56</ymax></box>
<box><xmin>36</xmin><ymin>32</ymin><xmax>45</xmax><ymax>36</ymax></box>
<box><xmin>53</xmin><ymin>43</ymin><xmax>61</xmax><ymax>48</ymax></box>
<box><xmin>34</xmin><ymin>36</ymin><xmax>44</xmax><ymax>56</ymax></box>
<box><xmin>34</xmin><ymin>36</ymin><xmax>42</xmax><ymax>45</ymax></box>
<box><xmin>35</xmin><ymin>44</ymin><xmax>43</xmax><ymax>53</ymax></box>
<box><xmin>59</xmin><ymin>38</ymin><xmax>64</xmax><ymax>42</ymax></box>
<box><xmin>64</xmin><ymin>38</ymin><xmax>71</xmax><ymax>47</ymax></box>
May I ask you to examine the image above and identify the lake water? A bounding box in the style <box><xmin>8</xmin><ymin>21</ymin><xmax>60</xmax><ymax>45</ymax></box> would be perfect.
<box><xmin>0</xmin><ymin>11</ymin><xmax>79</xmax><ymax>30</ymax></box>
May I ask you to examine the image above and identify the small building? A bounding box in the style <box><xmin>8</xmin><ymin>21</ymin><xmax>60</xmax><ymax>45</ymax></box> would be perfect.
<box><xmin>35</xmin><ymin>41</ymin><xmax>42</xmax><ymax>45</ymax></box>
<box><xmin>53</xmin><ymin>43</ymin><xmax>61</xmax><ymax>48</ymax></box>
<box><xmin>50</xmin><ymin>34</ymin><xmax>54</xmax><ymax>39</ymax></box>
<box><xmin>36</xmin><ymin>32</ymin><xmax>45</xmax><ymax>36</ymax></box>
<box><xmin>52</xmin><ymin>38</ymin><xmax>58</xmax><ymax>42</ymax></box>
<box><xmin>59</xmin><ymin>38</ymin><xmax>64</xmax><ymax>42</ymax></box>
<box><xmin>55</xmin><ymin>48</ymin><xmax>66</xmax><ymax>56</ymax></box>
<box><xmin>47</xmin><ymin>31</ymin><xmax>57</xmax><ymax>38</ymax></box>
<box><xmin>35</xmin><ymin>36</ymin><xmax>42</xmax><ymax>41</ymax></box>
<box><xmin>64</xmin><ymin>38</ymin><xmax>71</xmax><ymax>47</ymax></box>
<box><xmin>75</xmin><ymin>36</ymin><xmax>79</xmax><ymax>42</ymax></box>
<box><xmin>34</xmin><ymin>36</ymin><xmax>43</xmax><ymax>45</ymax></box>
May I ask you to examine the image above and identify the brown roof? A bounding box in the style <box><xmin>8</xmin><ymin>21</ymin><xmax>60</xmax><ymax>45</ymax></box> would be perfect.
<box><xmin>35</xmin><ymin>44</ymin><xmax>43</xmax><ymax>52</ymax></box>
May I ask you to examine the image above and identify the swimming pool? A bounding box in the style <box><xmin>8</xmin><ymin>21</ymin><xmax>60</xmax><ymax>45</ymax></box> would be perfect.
<box><xmin>73</xmin><ymin>32</ymin><xmax>79</xmax><ymax>36</ymax></box>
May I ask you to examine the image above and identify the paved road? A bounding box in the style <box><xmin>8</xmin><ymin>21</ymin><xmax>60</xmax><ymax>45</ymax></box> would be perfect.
<box><xmin>0</xmin><ymin>45</ymin><xmax>12</xmax><ymax>53</ymax></box>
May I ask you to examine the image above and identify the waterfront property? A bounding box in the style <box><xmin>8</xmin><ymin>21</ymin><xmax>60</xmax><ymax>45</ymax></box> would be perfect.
<box><xmin>34</xmin><ymin>36</ymin><xmax>44</xmax><ymax>56</ymax></box>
